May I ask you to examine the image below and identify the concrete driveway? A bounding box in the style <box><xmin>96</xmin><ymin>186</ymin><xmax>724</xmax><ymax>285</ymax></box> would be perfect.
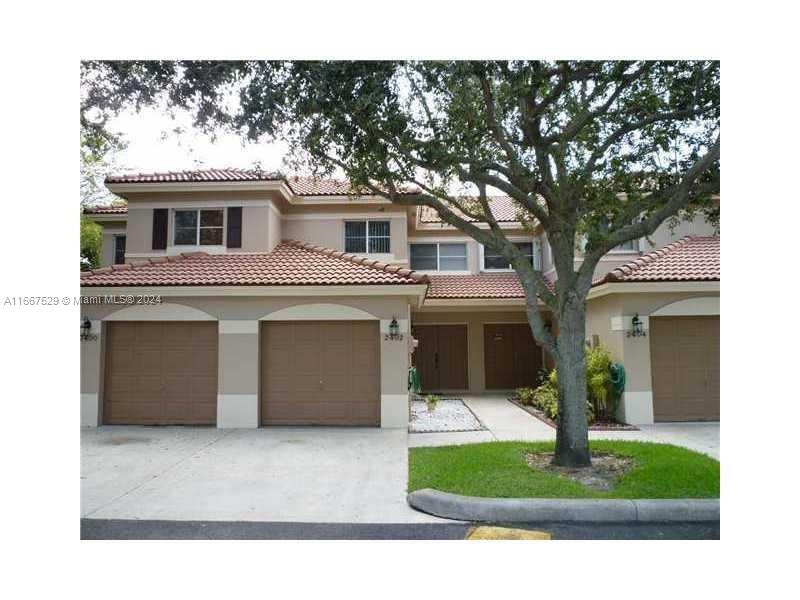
<box><xmin>81</xmin><ymin>426</ymin><xmax>440</xmax><ymax>523</ymax></box>
<box><xmin>409</xmin><ymin>396</ymin><xmax>720</xmax><ymax>459</ymax></box>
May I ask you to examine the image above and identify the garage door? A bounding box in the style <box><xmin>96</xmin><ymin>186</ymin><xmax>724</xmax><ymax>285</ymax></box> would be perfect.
<box><xmin>650</xmin><ymin>316</ymin><xmax>719</xmax><ymax>421</ymax></box>
<box><xmin>484</xmin><ymin>323</ymin><xmax>542</xmax><ymax>390</ymax></box>
<box><xmin>103</xmin><ymin>322</ymin><xmax>218</xmax><ymax>425</ymax></box>
<box><xmin>261</xmin><ymin>321</ymin><xmax>380</xmax><ymax>426</ymax></box>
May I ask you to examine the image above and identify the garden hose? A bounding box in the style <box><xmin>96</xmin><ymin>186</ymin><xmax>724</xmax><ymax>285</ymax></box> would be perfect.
<box><xmin>609</xmin><ymin>363</ymin><xmax>626</xmax><ymax>398</ymax></box>
<box><xmin>408</xmin><ymin>366</ymin><xmax>422</xmax><ymax>395</ymax></box>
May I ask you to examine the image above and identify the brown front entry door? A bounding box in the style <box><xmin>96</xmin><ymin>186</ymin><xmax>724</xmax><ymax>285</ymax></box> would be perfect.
<box><xmin>484</xmin><ymin>323</ymin><xmax>542</xmax><ymax>390</ymax></box>
<box><xmin>260</xmin><ymin>321</ymin><xmax>380</xmax><ymax>426</ymax></box>
<box><xmin>411</xmin><ymin>324</ymin><xmax>469</xmax><ymax>391</ymax></box>
<box><xmin>650</xmin><ymin>316</ymin><xmax>720</xmax><ymax>421</ymax></box>
<box><xmin>103</xmin><ymin>321</ymin><xmax>218</xmax><ymax>425</ymax></box>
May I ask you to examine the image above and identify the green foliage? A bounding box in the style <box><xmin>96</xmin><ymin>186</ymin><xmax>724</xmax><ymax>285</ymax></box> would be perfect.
<box><xmin>409</xmin><ymin>440</ymin><xmax>720</xmax><ymax>499</ymax></box>
<box><xmin>424</xmin><ymin>394</ymin><xmax>439</xmax><ymax>411</ymax></box>
<box><xmin>514</xmin><ymin>387</ymin><xmax>536</xmax><ymax>406</ymax></box>
<box><xmin>529</xmin><ymin>345</ymin><xmax>617</xmax><ymax>424</ymax></box>
<box><xmin>80</xmin><ymin>215</ymin><xmax>102</xmax><ymax>270</ymax></box>
<box><xmin>586</xmin><ymin>344</ymin><xmax>616</xmax><ymax>416</ymax></box>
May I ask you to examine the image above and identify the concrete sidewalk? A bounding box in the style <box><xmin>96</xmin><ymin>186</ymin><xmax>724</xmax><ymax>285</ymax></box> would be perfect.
<box><xmin>409</xmin><ymin>395</ymin><xmax>720</xmax><ymax>459</ymax></box>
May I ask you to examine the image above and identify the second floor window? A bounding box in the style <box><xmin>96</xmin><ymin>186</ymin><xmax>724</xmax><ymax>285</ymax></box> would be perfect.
<box><xmin>344</xmin><ymin>220</ymin><xmax>390</xmax><ymax>253</ymax></box>
<box><xmin>483</xmin><ymin>241</ymin><xmax>541</xmax><ymax>271</ymax></box>
<box><xmin>113</xmin><ymin>235</ymin><xmax>126</xmax><ymax>265</ymax></box>
<box><xmin>174</xmin><ymin>209</ymin><xmax>224</xmax><ymax>246</ymax></box>
<box><xmin>410</xmin><ymin>242</ymin><xmax>468</xmax><ymax>271</ymax></box>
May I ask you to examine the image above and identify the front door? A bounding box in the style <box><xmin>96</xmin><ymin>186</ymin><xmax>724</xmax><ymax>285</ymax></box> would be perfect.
<box><xmin>411</xmin><ymin>324</ymin><xmax>468</xmax><ymax>391</ymax></box>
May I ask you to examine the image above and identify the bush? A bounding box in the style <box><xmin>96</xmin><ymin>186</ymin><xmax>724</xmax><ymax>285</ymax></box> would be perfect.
<box><xmin>514</xmin><ymin>387</ymin><xmax>536</xmax><ymax>406</ymax></box>
<box><xmin>530</xmin><ymin>376</ymin><xmax>594</xmax><ymax>423</ymax></box>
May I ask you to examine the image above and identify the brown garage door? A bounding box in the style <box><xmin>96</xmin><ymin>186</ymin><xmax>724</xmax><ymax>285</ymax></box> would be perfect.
<box><xmin>411</xmin><ymin>324</ymin><xmax>469</xmax><ymax>391</ymax></box>
<box><xmin>650</xmin><ymin>316</ymin><xmax>719</xmax><ymax>421</ymax></box>
<box><xmin>261</xmin><ymin>321</ymin><xmax>380</xmax><ymax>426</ymax></box>
<box><xmin>484</xmin><ymin>323</ymin><xmax>542</xmax><ymax>390</ymax></box>
<box><xmin>103</xmin><ymin>322</ymin><xmax>218</xmax><ymax>425</ymax></box>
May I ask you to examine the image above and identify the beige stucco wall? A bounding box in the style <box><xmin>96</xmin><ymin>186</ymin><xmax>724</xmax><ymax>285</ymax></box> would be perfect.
<box><xmin>99</xmin><ymin>223</ymin><xmax>126</xmax><ymax>266</ymax></box>
<box><xmin>586</xmin><ymin>290</ymin><xmax>720</xmax><ymax>424</ymax></box>
<box><xmin>283</xmin><ymin>213</ymin><xmax>408</xmax><ymax>263</ymax></box>
<box><xmin>80</xmin><ymin>294</ymin><xmax>414</xmax><ymax>428</ymax></box>
<box><xmin>411</xmin><ymin>308</ymin><xmax>552</xmax><ymax>394</ymax></box>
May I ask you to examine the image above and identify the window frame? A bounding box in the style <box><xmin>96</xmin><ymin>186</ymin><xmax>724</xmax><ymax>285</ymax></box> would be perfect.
<box><xmin>113</xmin><ymin>234</ymin><xmax>126</xmax><ymax>265</ymax></box>
<box><xmin>409</xmin><ymin>241</ymin><xmax>469</xmax><ymax>272</ymax></box>
<box><xmin>480</xmin><ymin>240</ymin><xmax>539</xmax><ymax>272</ymax></box>
<box><xmin>343</xmin><ymin>219</ymin><xmax>391</xmax><ymax>254</ymax></box>
<box><xmin>173</xmin><ymin>208</ymin><xmax>225</xmax><ymax>247</ymax></box>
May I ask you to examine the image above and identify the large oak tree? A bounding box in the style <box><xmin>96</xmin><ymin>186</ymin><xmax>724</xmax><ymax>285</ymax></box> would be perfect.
<box><xmin>81</xmin><ymin>60</ymin><xmax>720</xmax><ymax>466</ymax></box>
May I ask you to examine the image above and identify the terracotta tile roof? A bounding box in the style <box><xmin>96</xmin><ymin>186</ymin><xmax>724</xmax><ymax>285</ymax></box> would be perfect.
<box><xmin>427</xmin><ymin>273</ymin><xmax>535</xmax><ymax>299</ymax></box>
<box><xmin>83</xmin><ymin>205</ymin><xmax>128</xmax><ymax>215</ymax></box>
<box><xmin>418</xmin><ymin>196</ymin><xmax>522</xmax><ymax>224</ymax></box>
<box><xmin>105</xmin><ymin>168</ymin><xmax>281</xmax><ymax>185</ymax></box>
<box><xmin>104</xmin><ymin>168</ymin><xmax>420</xmax><ymax>197</ymax></box>
<box><xmin>595</xmin><ymin>236</ymin><xmax>720</xmax><ymax>284</ymax></box>
<box><xmin>80</xmin><ymin>240</ymin><xmax>428</xmax><ymax>288</ymax></box>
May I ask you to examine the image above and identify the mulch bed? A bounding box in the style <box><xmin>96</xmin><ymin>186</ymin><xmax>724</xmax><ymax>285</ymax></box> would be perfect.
<box><xmin>509</xmin><ymin>398</ymin><xmax>639</xmax><ymax>431</ymax></box>
<box><xmin>525</xmin><ymin>451</ymin><xmax>635</xmax><ymax>491</ymax></box>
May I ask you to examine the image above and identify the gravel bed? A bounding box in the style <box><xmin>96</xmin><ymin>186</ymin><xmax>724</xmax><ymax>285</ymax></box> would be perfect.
<box><xmin>409</xmin><ymin>398</ymin><xmax>485</xmax><ymax>433</ymax></box>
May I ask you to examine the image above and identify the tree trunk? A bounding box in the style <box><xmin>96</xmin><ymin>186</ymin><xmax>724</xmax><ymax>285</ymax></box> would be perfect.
<box><xmin>552</xmin><ymin>298</ymin><xmax>591</xmax><ymax>467</ymax></box>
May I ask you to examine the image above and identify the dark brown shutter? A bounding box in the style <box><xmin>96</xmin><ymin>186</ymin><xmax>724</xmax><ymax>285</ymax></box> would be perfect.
<box><xmin>151</xmin><ymin>209</ymin><xmax>168</xmax><ymax>250</ymax></box>
<box><xmin>227</xmin><ymin>207</ymin><xmax>242</xmax><ymax>248</ymax></box>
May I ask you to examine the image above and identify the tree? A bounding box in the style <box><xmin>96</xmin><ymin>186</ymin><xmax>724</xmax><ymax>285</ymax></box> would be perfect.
<box><xmin>81</xmin><ymin>60</ymin><xmax>720</xmax><ymax>467</ymax></box>
<box><xmin>80</xmin><ymin>214</ymin><xmax>102</xmax><ymax>270</ymax></box>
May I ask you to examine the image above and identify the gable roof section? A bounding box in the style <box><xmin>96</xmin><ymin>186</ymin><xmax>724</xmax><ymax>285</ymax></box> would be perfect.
<box><xmin>418</xmin><ymin>196</ymin><xmax>522</xmax><ymax>224</ymax></box>
<box><xmin>594</xmin><ymin>236</ymin><xmax>720</xmax><ymax>285</ymax></box>
<box><xmin>104</xmin><ymin>168</ymin><xmax>420</xmax><ymax>197</ymax></box>
<box><xmin>80</xmin><ymin>240</ymin><xmax>428</xmax><ymax>288</ymax></box>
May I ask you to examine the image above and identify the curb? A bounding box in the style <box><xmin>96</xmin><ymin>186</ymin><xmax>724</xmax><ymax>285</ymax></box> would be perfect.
<box><xmin>408</xmin><ymin>489</ymin><xmax>719</xmax><ymax>523</ymax></box>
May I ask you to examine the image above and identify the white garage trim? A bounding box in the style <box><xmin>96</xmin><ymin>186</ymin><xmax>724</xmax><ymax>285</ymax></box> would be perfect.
<box><xmin>103</xmin><ymin>302</ymin><xmax>217</xmax><ymax>321</ymax></box>
<box><xmin>219</xmin><ymin>320</ymin><xmax>259</xmax><ymax>334</ymax></box>
<box><xmin>381</xmin><ymin>393</ymin><xmax>410</xmax><ymax>428</ymax></box>
<box><xmin>651</xmin><ymin>296</ymin><xmax>720</xmax><ymax>317</ymax></box>
<box><xmin>260</xmin><ymin>303</ymin><xmax>378</xmax><ymax>321</ymax></box>
<box><xmin>217</xmin><ymin>394</ymin><xmax>259</xmax><ymax>428</ymax></box>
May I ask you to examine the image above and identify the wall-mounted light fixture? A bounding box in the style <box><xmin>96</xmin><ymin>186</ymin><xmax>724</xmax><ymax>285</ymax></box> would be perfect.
<box><xmin>80</xmin><ymin>317</ymin><xmax>98</xmax><ymax>341</ymax></box>
<box><xmin>626</xmin><ymin>313</ymin><xmax>647</xmax><ymax>338</ymax></box>
<box><xmin>385</xmin><ymin>317</ymin><xmax>404</xmax><ymax>341</ymax></box>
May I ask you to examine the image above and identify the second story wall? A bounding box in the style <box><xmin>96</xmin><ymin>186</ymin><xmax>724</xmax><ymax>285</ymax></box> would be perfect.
<box><xmin>122</xmin><ymin>190</ymin><xmax>283</xmax><ymax>258</ymax></box>
<box><xmin>283</xmin><ymin>205</ymin><xmax>409</xmax><ymax>264</ymax></box>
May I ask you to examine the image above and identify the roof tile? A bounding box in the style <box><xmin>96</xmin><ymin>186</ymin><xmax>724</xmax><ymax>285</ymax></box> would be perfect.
<box><xmin>80</xmin><ymin>240</ymin><xmax>428</xmax><ymax>288</ymax></box>
<box><xmin>595</xmin><ymin>236</ymin><xmax>720</xmax><ymax>284</ymax></box>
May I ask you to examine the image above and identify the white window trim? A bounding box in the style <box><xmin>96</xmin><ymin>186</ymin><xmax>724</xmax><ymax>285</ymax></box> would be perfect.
<box><xmin>479</xmin><ymin>240</ymin><xmax>539</xmax><ymax>272</ymax></box>
<box><xmin>409</xmin><ymin>241</ymin><xmax>469</xmax><ymax>273</ymax></box>
<box><xmin>344</xmin><ymin>219</ymin><xmax>391</xmax><ymax>254</ymax></box>
<box><xmin>173</xmin><ymin>208</ymin><xmax>225</xmax><ymax>247</ymax></box>
<box><xmin>607</xmin><ymin>238</ymin><xmax>642</xmax><ymax>253</ymax></box>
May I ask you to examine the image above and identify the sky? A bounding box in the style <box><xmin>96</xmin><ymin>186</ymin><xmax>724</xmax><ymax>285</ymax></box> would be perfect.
<box><xmin>107</xmin><ymin>106</ymin><xmax>290</xmax><ymax>175</ymax></box>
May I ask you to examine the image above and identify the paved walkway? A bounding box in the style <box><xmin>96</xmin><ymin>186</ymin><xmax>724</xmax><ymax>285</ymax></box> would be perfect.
<box><xmin>82</xmin><ymin>426</ymin><xmax>442</xmax><ymax>523</ymax></box>
<box><xmin>409</xmin><ymin>395</ymin><xmax>720</xmax><ymax>459</ymax></box>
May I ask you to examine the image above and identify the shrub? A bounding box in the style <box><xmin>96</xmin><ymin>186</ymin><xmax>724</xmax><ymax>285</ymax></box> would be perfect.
<box><xmin>586</xmin><ymin>344</ymin><xmax>615</xmax><ymax>416</ymax></box>
<box><xmin>530</xmin><ymin>377</ymin><xmax>594</xmax><ymax>423</ymax></box>
<box><xmin>424</xmin><ymin>394</ymin><xmax>439</xmax><ymax>412</ymax></box>
<box><xmin>514</xmin><ymin>387</ymin><xmax>536</xmax><ymax>406</ymax></box>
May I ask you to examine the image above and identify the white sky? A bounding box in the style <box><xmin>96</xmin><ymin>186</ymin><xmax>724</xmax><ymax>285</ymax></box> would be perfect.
<box><xmin>107</xmin><ymin>106</ymin><xmax>290</xmax><ymax>174</ymax></box>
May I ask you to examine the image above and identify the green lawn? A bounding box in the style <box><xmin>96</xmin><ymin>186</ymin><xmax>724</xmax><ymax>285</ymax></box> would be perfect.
<box><xmin>408</xmin><ymin>441</ymin><xmax>719</xmax><ymax>499</ymax></box>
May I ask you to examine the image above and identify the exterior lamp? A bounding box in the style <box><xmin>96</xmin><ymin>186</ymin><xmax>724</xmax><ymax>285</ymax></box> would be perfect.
<box><xmin>627</xmin><ymin>313</ymin><xmax>647</xmax><ymax>338</ymax></box>
<box><xmin>385</xmin><ymin>317</ymin><xmax>403</xmax><ymax>341</ymax></box>
<box><xmin>80</xmin><ymin>317</ymin><xmax>97</xmax><ymax>341</ymax></box>
<box><xmin>81</xmin><ymin>317</ymin><xmax>91</xmax><ymax>340</ymax></box>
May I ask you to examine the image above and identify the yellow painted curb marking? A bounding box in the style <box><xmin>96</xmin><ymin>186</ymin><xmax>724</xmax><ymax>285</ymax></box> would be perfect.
<box><xmin>466</xmin><ymin>526</ymin><xmax>551</xmax><ymax>540</ymax></box>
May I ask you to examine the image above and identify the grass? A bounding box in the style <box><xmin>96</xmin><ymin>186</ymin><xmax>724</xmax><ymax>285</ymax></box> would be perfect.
<box><xmin>408</xmin><ymin>441</ymin><xmax>719</xmax><ymax>499</ymax></box>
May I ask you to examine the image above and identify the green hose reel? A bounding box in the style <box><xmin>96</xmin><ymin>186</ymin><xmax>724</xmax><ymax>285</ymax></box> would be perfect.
<box><xmin>408</xmin><ymin>366</ymin><xmax>422</xmax><ymax>395</ymax></box>
<box><xmin>609</xmin><ymin>363</ymin><xmax>626</xmax><ymax>399</ymax></box>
